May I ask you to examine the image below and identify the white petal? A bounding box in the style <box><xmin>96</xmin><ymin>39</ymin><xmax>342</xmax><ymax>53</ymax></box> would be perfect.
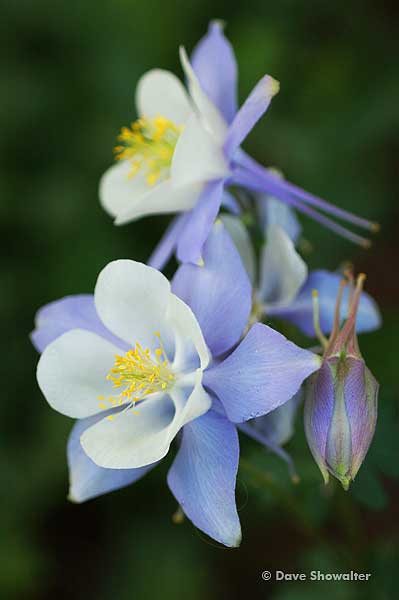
<box><xmin>100</xmin><ymin>162</ymin><xmax>200</xmax><ymax>225</ymax></box>
<box><xmin>179</xmin><ymin>46</ymin><xmax>228</xmax><ymax>142</ymax></box>
<box><xmin>168</xmin><ymin>294</ymin><xmax>210</xmax><ymax>373</ymax></box>
<box><xmin>81</xmin><ymin>393</ymin><xmax>176</xmax><ymax>468</ymax></box>
<box><xmin>94</xmin><ymin>259</ymin><xmax>210</xmax><ymax>369</ymax></box>
<box><xmin>114</xmin><ymin>179</ymin><xmax>202</xmax><ymax>225</ymax></box>
<box><xmin>37</xmin><ymin>330</ymin><xmax>122</xmax><ymax>418</ymax></box>
<box><xmin>170</xmin><ymin>372</ymin><xmax>211</xmax><ymax>433</ymax></box>
<box><xmin>136</xmin><ymin>69</ymin><xmax>192</xmax><ymax>124</ymax></box>
<box><xmin>81</xmin><ymin>376</ymin><xmax>211</xmax><ymax>469</ymax></box>
<box><xmin>99</xmin><ymin>160</ymin><xmax>149</xmax><ymax>220</ymax></box>
<box><xmin>171</xmin><ymin>113</ymin><xmax>230</xmax><ymax>187</ymax></box>
<box><xmin>94</xmin><ymin>260</ymin><xmax>173</xmax><ymax>350</ymax></box>
<box><xmin>259</xmin><ymin>225</ymin><xmax>308</xmax><ymax>307</ymax></box>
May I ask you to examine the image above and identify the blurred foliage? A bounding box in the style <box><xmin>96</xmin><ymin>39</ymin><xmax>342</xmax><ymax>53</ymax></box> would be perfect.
<box><xmin>1</xmin><ymin>0</ymin><xmax>398</xmax><ymax>599</ymax></box>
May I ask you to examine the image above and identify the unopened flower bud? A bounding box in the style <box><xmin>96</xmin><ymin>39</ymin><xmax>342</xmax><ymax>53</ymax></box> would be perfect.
<box><xmin>304</xmin><ymin>274</ymin><xmax>379</xmax><ymax>490</ymax></box>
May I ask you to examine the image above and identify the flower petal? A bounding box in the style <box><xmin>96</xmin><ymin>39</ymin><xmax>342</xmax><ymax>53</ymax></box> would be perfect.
<box><xmin>191</xmin><ymin>21</ymin><xmax>237</xmax><ymax>124</ymax></box>
<box><xmin>136</xmin><ymin>68</ymin><xmax>192</xmax><ymax>124</ymax></box>
<box><xmin>246</xmin><ymin>391</ymin><xmax>302</xmax><ymax>448</ymax></box>
<box><xmin>81</xmin><ymin>393</ymin><xmax>175</xmax><ymax>468</ymax></box>
<box><xmin>342</xmin><ymin>359</ymin><xmax>378</xmax><ymax>479</ymax></box>
<box><xmin>171</xmin><ymin>113</ymin><xmax>229</xmax><ymax>188</ymax></box>
<box><xmin>147</xmin><ymin>214</ymin><xmax>189</xmax><ymax>271</ymax></box>
<box><xmin>173</xmin><ymin>220</ymin><xmax>251</xmax><ymax>357</ymax></box>
<box><xmin>179</xmin><ymin>46</ymin><xmax>228</xmax><ymax>142</ymax></box>
<box><xmin>221</xmin><ymin>190</ymin><xmax>241</xmax><ymax>215</ymax></box>
<box><xmin>81</xmin><ymin>375</ymin><xmax>211</xmax><ymax>469</ymax></box>
<box><xmin>99</xmin><ymin>160</ymin><xmax>149</xmax><ymax>220</ymax></box>
<box><xmin>203</xmin><ymin>323</ymin><xmax>320</xmax><ymax>422</ymax></box>
<box><xmin>257</xmin><ymin>192</ymin><xmax>301</xmax><ymax>244</ymax></box>
<box><xmin>167</xmin><ymin>409</ymin><xmax>241</xmax><ymax>547</ymax></box>
<box><xmin>176</xmin><ymin>181</ymin><xmax>224</xmax><ymax>265</ymax></box>
<box><xmin>224</xmin><ymin>75</ymin><xmax>279</xmax><ymax>158</ymax></box>
<box><xmin>268</xmin><ymin>270</ymin><xmax>382</xmax><ymax>337</ymax></box>
<box><xmin>94</xmin><ymin>259</ymin><xmax>172</xmax><ymax>349</ymax></box>
<box><xmin>172</xmin><ymin>373</ymin><xmax>212</xmax><ymax>430</ymax></box>
<box><xmin>220</xmin><ymin>214</ymin><xmax>256</xmax><ymax>284</ymax></box>
<box><xmin>95</xmin><ymin>259</ymin><xmax>209</xmax><ymax>369</ymax></box>
<box><xmin>167</xmin><ymin>294</ymin><xmax>210</xmax><ymax>373</ymax></box>
<box><xmin>68</xmin><ymin>413</ymin><xmax>157</xmax><ymax>502</ymax></box>
<box><xmin>259</xmin><ymin>225</ymin><xmax>308</xmax><ymax>307</ymax></box>
<box><xmin>114</xmin><ymin>179</ymin><xmax>202</xmax><ymax>225</ymax></box>
<box><xmin>37</xmin><ymin>329</ymin><xmax>122</xmax><ymax>418</ymax></box>
<box><xmin>31</xmin><ymin>295</ymin><xmax>127</xmax><ymax>353</ymax></box>
<box><xmin>304</xmin><ymin>362</ymin><xmax>335</xmax><ymax>483</ymax></box>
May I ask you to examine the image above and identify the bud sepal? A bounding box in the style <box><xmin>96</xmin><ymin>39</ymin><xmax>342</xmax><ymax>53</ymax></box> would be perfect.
<box><xmin>304</xmin><ymin>273</ymin><xmax>379</xmax><ymax>489</ymax></box>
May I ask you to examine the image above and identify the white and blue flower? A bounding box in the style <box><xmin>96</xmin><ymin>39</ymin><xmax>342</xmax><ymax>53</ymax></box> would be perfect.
<box><xmin>32</xmin><ymin>222</ymin><xmax>320</xmax><ymax>547</ymax></box>
<box><xmin>100</xmin><ymin>21</ymin><xmax>377</xmax><ymax>268</ymax></box>
<box><xmin>223</xmin><ymin>197</ymin><xmax>381</xmax><ymax>338</ymax></box>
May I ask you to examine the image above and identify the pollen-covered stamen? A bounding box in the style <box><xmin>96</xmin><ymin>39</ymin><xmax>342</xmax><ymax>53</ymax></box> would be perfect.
<box><xmin>114</xmin><ymin>115</ymin><xmax>182</xmax><ymax>186</ymax></box>
<box><xmin>99</xmin><ymin>332</ymin><xmax>175</xmax><ymax>417</ymax></box>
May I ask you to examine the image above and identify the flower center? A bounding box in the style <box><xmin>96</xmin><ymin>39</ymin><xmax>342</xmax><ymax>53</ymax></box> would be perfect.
<box><xmin>98</xmin><ymin>332</ymin><xmax>175</xmax><ymax>416</ymax></box>
<box><xmin>114</xmin><ymin>115</ymin><xmax>182</xmax><ymax>186</ymax></box>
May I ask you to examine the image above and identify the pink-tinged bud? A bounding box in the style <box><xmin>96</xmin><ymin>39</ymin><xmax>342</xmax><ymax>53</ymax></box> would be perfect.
<box><xmin>304</xmin><ymin>274</ymin><xmax>379</xmax><ymax>490</ymax></box>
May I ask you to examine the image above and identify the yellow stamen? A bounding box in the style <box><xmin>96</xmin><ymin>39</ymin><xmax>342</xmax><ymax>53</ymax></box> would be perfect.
<box><xmin>114</xmin><ymin>115</ymin><xmax>182</xmax><ymax>186</ymax></box>
<box><xmin>104</xmin><ymin>333</ymin><xmax>175</xmax><ymax>409</ymax></box>
<box><xmin>312</xmin><ymin>289</ymin><xmax>329</xmax><ymax>349</ymax></box>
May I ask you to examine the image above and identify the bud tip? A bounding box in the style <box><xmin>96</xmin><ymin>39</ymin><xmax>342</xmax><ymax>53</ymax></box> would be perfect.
<box><xmin>340</xmin><ymin>477</ymin><xmax>351</xmax><ymax>491</ymax></box>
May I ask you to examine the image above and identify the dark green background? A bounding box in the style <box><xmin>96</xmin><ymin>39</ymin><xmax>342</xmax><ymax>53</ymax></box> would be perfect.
<box><xmin>2</xmin><ymin>1</ymin><xmax>398</xmax><ymax>598</ymax></box>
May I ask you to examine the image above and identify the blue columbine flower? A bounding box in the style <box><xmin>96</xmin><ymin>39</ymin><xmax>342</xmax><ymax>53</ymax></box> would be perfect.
<box><xmin>222</xmin><ymin>196</ymin><xmax>381</xmax><ymax>338</ymax></box>
<box><xmin>32</xmin><ymin>221</ymin><xmax>320</xmax><ymax>547</ymax></box>
<box><xmin>99</xmin><ymin>21</ymin><xmax>377</xmax><ymax>268</ymax></box>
